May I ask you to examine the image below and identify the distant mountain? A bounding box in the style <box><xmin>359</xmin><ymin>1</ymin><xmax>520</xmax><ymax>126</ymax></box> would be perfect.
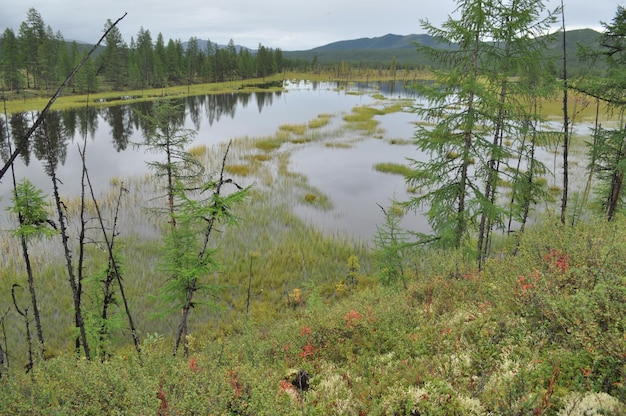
<box><xmin>543</xmin><ymin>28</ymin><xmax>602</xmax><ymax>56</ymax></box>
<box><xmin>282</xmin><ymin>33</ymin><xmax>448</xmax><ymax>66</ymax></box>
<box><xmin>307</xmin><ymin>33</ymin><xmax>448</xmax><ymax>52</ymax></box>
<box><xmin>282</xmin><ymin>29</ymin><xmax>604</xmax><ymax>73</ymax></box>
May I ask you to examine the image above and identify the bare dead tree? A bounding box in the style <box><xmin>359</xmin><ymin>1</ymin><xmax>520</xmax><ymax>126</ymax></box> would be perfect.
<box><xmin>77</xmin><ymin>142</ymin><xmax>142</xmax><ymax>358</ymax></box>
<box><xmin>560</xmin><ymin>0</ymin><xmax>570</xmax><ymax>224</ymax></box>
<box><xmin>11</xmin><ymin>285</ymin><xmax>33</xmax><ymax>375</ymax></box>
<box><xmin>2</xmin><ymin>93</ymin><xmax>45</xmax><ymax>356</ymax></box>
<box><xmin>42</xmin><ymin>123</ymin><xmax>91</xmax><ymax>360</ymax></box>
<box><xmin>0</xmin><ymin>308</ymin><xmax>9</xmax><ymax>377</ymax></box>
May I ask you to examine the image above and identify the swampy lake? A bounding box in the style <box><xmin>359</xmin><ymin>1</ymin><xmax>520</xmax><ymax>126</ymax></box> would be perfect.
<box><xmin>0</xmin><ymin>79</ymin><xmax>590</xmax><ymax>242</ymax></box>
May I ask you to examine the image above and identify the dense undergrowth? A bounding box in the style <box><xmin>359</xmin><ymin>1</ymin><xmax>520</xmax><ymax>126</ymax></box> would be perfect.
<box><xmin>0</xmin><ymin>214</ymin><xmax>624</xmax><ymax>414</ymax></box>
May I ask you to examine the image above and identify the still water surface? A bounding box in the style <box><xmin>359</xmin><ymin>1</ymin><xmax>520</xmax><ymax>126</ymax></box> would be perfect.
<box><xmin>1</xmin><ymin>80</ymin><xmax>422</xmax><ymax>242</ymax></box>
<box><xmin>0</xmin><ymin>79</ymin><xmax>600</xmax><ymax>243</ymax></box>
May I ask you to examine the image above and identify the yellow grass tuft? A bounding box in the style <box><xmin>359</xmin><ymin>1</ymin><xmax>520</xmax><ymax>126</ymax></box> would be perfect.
<box><xmin>308</xmin><ymin>114</ymin><xmax>333</xmax><ymax>129</ymax></box>
<box><xmin>279</xmin><ymin>123</ymin><xmax>307</xmax><ymax>135</ymax></box>
<box><xmin>188</xmin><ymin>144</ymin><xmax>208</xmax><ymax>159</ymax></box>
<box><xmin>225</xmin><ymin>164</ymin><xmax>255</xmax><ymax>176</ymax></box>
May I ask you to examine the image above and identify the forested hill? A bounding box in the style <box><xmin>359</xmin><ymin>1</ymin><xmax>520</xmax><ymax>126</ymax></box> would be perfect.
<box><xmin>282</xmin><ymin>28</ymin><xmax>603</xmax><ymax>72</ymax></box>
<box><xmin>307</xmin><ymin>33</ymin><xmax>448</xmax><ymax>51</ymax></box>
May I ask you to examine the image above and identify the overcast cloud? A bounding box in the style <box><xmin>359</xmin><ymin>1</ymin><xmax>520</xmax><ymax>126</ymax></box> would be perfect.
<box><xmin>1</xmin><ymin>0</ymin><xmax>622</xmax><ymax>50</ymax></box>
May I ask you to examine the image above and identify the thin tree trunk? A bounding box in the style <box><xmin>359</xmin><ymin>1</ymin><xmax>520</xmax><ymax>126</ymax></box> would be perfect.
<box><xmin>0</xmin><ymin>335</ymin><xmax>6</xmax><ymax>377</ymax></box>
<box><xmin>18</xmin><ymin>237</ymin><xmax>44</xmax><ymax>355</ymax></box>
<box><xmin>173</xmin><ymin>280</ymin><xmax>196</xmax><ymax>356</ymax></box>
<box><xmin>11</xmin><ymin>285</ymin><xmax>34</xmax><ymax>374</ymax></box>
<box><xmin>607</xmin><ymin>170</ymin><xmax>623</xmax><ymax>221</ymax></box>
<box><xmin>478</xmin><ymin>78</ymin><xmax>508</xmax><ymax>268</ymax></box>
<box><xmin>77</xmin><ymin>143</ymin><xmax>142</xmax><ymax>358</ymax></box>
<box><xmin>45</xmin><ymin>126</ymin><xmax>90</xmax><ymax>359</ymax></box>
<box><xmin>457</xmin><ymin>30</ymin><xmax>481</xmax><ymax>249</ymax></box>
<box><xmin>3</xmin><ymin>98</ymin><xmax>45</xmax><ymax>355</ymax></box>
<box><xmin>578</xmin><ymin>99</ymin><xmax>601</xmax><ymax>224</ymax></box>
<box><xmin>166</xmin><ymin>135</ymin><xmax>176</xmax><ymax>228</ymax></box>
<box><xmin>0</xmin><ymin>310</ymin><xmax>8</xmax><ymax>373</ymax></box>
<box><xmin>560</xmin><ymin>0</ymin><xmax>570</xmax><ymax>224</ymax></box>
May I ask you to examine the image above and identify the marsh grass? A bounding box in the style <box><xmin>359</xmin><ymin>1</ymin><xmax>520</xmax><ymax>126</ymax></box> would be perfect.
<box><xmin>246</xmin><ymin>153</ymin><xmax>272</xmax><ymax>162</ymax></box>
<box><xmin>539</xmin><ymin>93</ymin><xmax>614</xmax><ymax>122</ymax></box>
<box><xmin>302</xmin><ymin>192</ymin><xmax>332</xmax><ymax>209</ymax></box>
<box><xmin>388</xmin><ymin>138</ymin><xmax>412</xmax><ymax>145</ymax></box>
<box><xmin>188</xmin><ymin>144</ymin><xmax>209</xmax><ymax>159</ymax></box>
<box><xmin>279</xmin><ymin>123</ymin><xmax>308</xmax><ymax>136</ymax></box>
<box><xmin>225</xmin><ymin>164</ymin><xmax>256</xmax><ymax>176</ymax></box>
<box><xmin>373</xmin><ymin>162</ymin><xmax>413</xmax><ymax>176</ymax></box>
<box><xmin>325</xmin><ymin>142</ymin><xmax>353</xmax><ymax>149</ymax></box>
<box><xmin>343</xmin><ymin>106</ymin><xmax>382</xmax><ymax>134</ymax></box>
<box><xmin>308</xmin><ymin>114</ymin><xmax>333</xmax><ymax>129</ymax></box>
<box><xmin>255</xmin><ymin>135</ymin><xmax>286</xmax><ymax>152</ymax></box>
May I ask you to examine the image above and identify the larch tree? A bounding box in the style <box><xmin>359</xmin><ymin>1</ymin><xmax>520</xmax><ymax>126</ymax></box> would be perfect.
<box><xmin>139</xmin><ymin>100</ymin><xmax>250</xmax><ymax>356</ymax></box>
<box><xmin>404</xmin><ymin>0</ymin><xmax>557</xmax><ymax>264</ymax></box>
<box><xmin>578</xmin><ymin>6</ymin><xmax>626</xmax><ymax>220</ymax></box>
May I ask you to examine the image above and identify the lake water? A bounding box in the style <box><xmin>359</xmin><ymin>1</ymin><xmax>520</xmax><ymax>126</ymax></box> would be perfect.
<box><xmin>0</xmin><ymin>80</ymin><xmax>425</xmax><ymax>242</ymax></box>
<box><xmin>1</xmin><ymin>78</ymin><xmax>602</xmax><ymax>243</ymax></box>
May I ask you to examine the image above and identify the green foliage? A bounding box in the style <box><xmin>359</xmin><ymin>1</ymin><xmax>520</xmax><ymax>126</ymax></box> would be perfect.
<box><xmin>405</xmin><ymin>0</ymin><xmax>557</xmax><ymax>262</ymax></box>
<box><xmin>577</xmin><ymin>6</ymin><xmax>626</xmax><ymax>220</ymax></box>
<box><xmin>157</xmin><ymin>179</ymin><xmax>250</xmax><ymax>315</ymax></box>
<box><xmin>157</xmin><ymin>218</ymin><xmax>218</xmax><ymax>312</ymax></box>
<box><xmin>6</xmin><ymin>178</ymin><xmax>58</xmax><ymax>240</ymax></box>
<box><xmin>82</xmin><ymin>247</ymin><xmax>127</xmax><ymax>358</ymax></box>
<box><xmin>345</xmin><ymin>254</ymin><xmax>361</xmax><ymax>287</ymax></box>
<box><xmin>587</xmin><ymin>122</ymin><xmax>626</xmax><ymax>218</ymax></box>
<box><xmin>373</xmin><ymin>204</ymin><xmax>411</xmax><ymax>287</ymax></box>
<box><xmin>146</xmin><ymin>127</ymin><xmax>251</xmax><ymax>354</ymax></box>
<box><xmin>140</xmin><ymin>100</ymin><xmax>203</xmax><ymax>190</ymax></box>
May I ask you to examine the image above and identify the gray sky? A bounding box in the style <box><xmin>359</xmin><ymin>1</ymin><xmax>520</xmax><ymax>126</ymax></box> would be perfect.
<box><xmin>1</xmin><ymin>0</ymin><xmax>622</xmax><ymax>50</ymax></box>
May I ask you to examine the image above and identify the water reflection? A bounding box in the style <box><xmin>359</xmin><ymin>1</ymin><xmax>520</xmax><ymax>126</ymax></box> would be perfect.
<box><xmin>0</xmin><ymin>80</ymin><xmax>420</xmax><ymax>239</ymax></box>
<box><xmin>1</xmin><ymin>89</ymin><xmax>290</xmax><ymax>171</ymax></box>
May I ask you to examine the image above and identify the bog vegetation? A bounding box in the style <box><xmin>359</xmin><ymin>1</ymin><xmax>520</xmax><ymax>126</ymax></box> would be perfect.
<box><xmin>0</xmin><ymin>2</ymin><xmax>625</xmax><ymax>415</ymax></box>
